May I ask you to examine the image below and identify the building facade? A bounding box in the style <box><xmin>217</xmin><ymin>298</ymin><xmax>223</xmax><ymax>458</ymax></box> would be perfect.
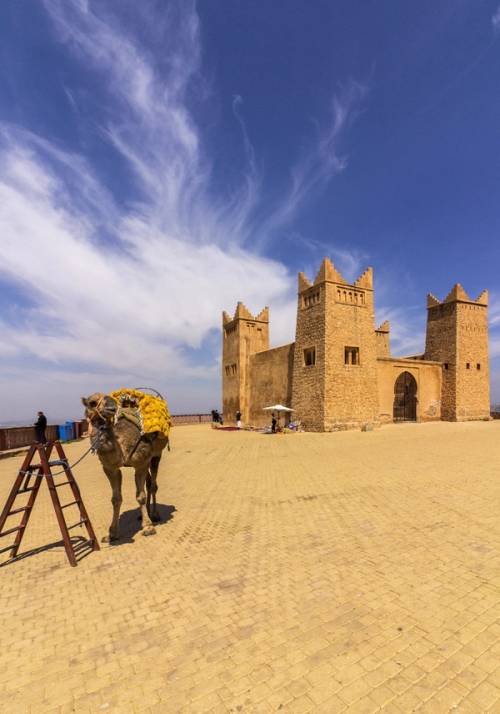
<box><xmin>222</xmin><ymin>258</ymin><xmax>490</xmax><ymax>431</ymax></box>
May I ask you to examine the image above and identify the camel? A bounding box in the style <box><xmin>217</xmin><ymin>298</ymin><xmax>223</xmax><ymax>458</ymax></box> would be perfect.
<box><xmin>82</xmin><ymin>392</ymin><xmax>169</xmax><ymax>542</ymax></box>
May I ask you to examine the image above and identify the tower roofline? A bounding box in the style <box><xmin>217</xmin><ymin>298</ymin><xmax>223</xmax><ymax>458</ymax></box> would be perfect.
<box><xmin>426</xmin><ymin>284</ymin><xmax>489</xmax><ymax>309</ymax></box>
<box><xmin>222</xmin><ymin>302</ymin><xmax>269</xmax><ymax>325</ymax></box>
<box><xmin>298</xmin><ymin>257</ymin><xmax>373</xmax><ymax>292</ymax></box>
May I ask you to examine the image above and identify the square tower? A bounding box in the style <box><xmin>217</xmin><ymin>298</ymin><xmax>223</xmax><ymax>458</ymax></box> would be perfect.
<box><xmin>291</xmin><ymin>258</ymin><xmax>379</xmax><ymax>431</ymax></box>
<box><xmin>222</xmin><ymin>303</ymin><xmax>269</xmax><ymax>423</ymax></box>
<box><xmin>425</xmin><ymin>285</ymin><xmax>489</xmax><ymax>420</ymax></box>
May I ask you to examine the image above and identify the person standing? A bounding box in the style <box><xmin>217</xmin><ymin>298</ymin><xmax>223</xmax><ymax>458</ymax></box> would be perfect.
<box><xmin>271</xmin><ymin>413</ymin><xmax>277</xmax><ymax>433</ymax></box>
<box><xmin>236</xmin><ymin>410</ymin><xmax>242</xmax><ymax>429</ymax></box>
<box><xmin>34</xmin><ymin>411</ymin><xmax>47</xmax><ymax>443</ymax></box>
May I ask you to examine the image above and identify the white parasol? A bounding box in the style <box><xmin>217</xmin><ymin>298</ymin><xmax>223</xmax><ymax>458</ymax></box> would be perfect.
<box><xmin>262</xmin><ymin>404</ymin><xmax>293</xmax><ymax>412</ymax></box>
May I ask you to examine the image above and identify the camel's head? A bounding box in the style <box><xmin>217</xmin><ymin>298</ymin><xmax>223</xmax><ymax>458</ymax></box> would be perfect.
<box><xmin>81</xmin><ymin>393</ymin><xmax>117</xmax><ymax>425</ymax></box>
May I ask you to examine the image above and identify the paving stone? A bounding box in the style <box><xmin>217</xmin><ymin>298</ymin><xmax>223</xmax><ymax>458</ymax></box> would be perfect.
<box><xmin>0</xmin><ymin>421</ymin><xmax>499</xmax><ymax>712</ymax></box>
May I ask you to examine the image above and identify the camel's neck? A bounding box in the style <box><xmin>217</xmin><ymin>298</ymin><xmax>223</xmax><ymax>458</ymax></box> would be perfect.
<box><xmin>91</xmin><ymin>421</ymin><xmax>120</xmax><ymax>456</ymax></box>
<box><xmin>91</xmin><ymin>417</ymin><xmax>142</xmax><ymax>465</ymax></box>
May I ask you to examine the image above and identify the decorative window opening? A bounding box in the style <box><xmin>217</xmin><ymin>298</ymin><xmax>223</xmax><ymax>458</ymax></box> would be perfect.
<box><xmin>303</xmin><ymin>291</ymin><xmax>320</xmax><ymax>308</ymax></box>
<box><xmin>444</xmin><ymin>363</ymin><xmax>449</xmax><ymax>370</ymax></box>
<box><xmin>304</xmin><ymin>347</ymin><xmax>316</xmax><ymax>366</ymax></box>
<box><xmin>345</xmin><ymin>347</ymin><xmax>360</xmax><ymax>365</ymax></box>
<box><xmin>466</xmin><ymin>363</ymin><xmax>470</xmax><ymax>370</ymax></box>
<box><xmin>477</xmin><ymin>363</ymin><xmax>481</xmax><ymax>370</ymax></box>
<box><xmin>231</xmin><ymin>364</ymin><xmax>237</xmax><ymax>375</ymax></box>
<box><xmin>225</xmin><ymin>366</ymin><xmax>230</xmax><ymax>376</ymax></box>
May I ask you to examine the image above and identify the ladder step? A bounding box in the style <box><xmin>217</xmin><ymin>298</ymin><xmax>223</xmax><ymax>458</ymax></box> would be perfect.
<box><xmin>0</xmin><ymin>525</ymin><xmax>25</xmax><ymax>537</ymax></box>
<box><xmin>54</xmin><ymin>481</ymin><xmax>71</xmax><ymax>488</ymax></box>
<box><xmin>8</xmin><ymin>507</ymin><xmax>29</xmax><ymax>516</ymax></box>
<box><xmin>18</xmin><ymin>487</ymin><xmax>36</xmax><ymax>493</ymax></box>
<box><xmin>67</xmin><ymin>519</ymin><xmax>87</xmax><ymax>530</ymax></box>
<box><xmin>72</xmin><ymin>538</ymin><xmax>95</xmax><ymax>553</ymax></box>
<box><xmin>61</xmin><ymin>500</ymin><xmax>79</xmax><ymax>510</ymax></box>
<box><xmin>0</xmin><ymin>543</ymin><xmax>16</xmax><ymax>555</ymax></box>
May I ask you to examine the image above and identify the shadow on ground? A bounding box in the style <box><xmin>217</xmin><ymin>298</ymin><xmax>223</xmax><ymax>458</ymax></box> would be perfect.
<box><xmin>107</xmin><ymin>503</ymin><xmax>177</xmax><ymax>544</ymax></box>
<box><xmin>0</xmin><ymin>534</ymin><xmax>95</xmax><ymax>568</ymax></box>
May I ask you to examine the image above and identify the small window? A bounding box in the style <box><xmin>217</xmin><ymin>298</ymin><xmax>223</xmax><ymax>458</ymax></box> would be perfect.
<box><xmin>466</xmin><ymin>363</ymin><xmax>470</xmax><ymax>370</ymax></box>
<box><xmin>444</xmin><ymin>363</ymin><xmax>449</xmax><ymax>370</ymax></box>
<box><xmin>231</xmin><ymin>364</ymin><xmax>237</xmax><ymax>375</ymax></box>
<box><xmin>345</xmin><ymin>347</ymin><xmax>360</xmax><ymax>365</ymax></box>
<box><xmin>477</xmin><ymin>363</ymin><xmax>481</xmax><ymax>370</ymax></box>
<box><xmin>225</xmin><ymin>366</ymin><xmax>230</xmax><ymax>376</ymax></box>
<box><xmin>304</xmin><ymin>347</ymin><xmax>316</xmax><ymax>366</ymax></box>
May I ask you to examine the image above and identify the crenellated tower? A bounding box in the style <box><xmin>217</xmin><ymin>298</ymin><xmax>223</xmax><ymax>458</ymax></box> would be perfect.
<box><xmin>291</xmin><ymin>258</ymin><xmax>379</xmax><ymax>431</ymax></box>
<box><xmin>424</xmin><ymin>284</ymin><xmax>489</xmax><ymax>420</ymax></box>
<box><xmin>222</xmin><ymin>302</ymin><xmax>269</xmax><ymax>423</ymax></box>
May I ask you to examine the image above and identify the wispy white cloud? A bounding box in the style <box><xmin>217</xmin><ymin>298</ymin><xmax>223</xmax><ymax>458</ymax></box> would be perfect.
<box><xmin>375</xmin><ymin>304</ymin><xmax>426</xmax><ymax>357</ymax></box>
<box><xmin>0</xmin><ymin>2</ymin><xmax>381</xmax><ymax>420</ymax></box>
<box><xmin>0</xmin><ymin>1</ymin><xmax>298</xmax><ymax>419</ymax></box>
<box><xmin>258</xmin><ymin>81</ymin><xmax>368</xmax><ymax>239</ymax></box>
<box><xmin>492</xmin><ymin>5</ymin><xmax>500</xmax><ymax>32</ymax></box>
<box><xmin>489</xmin><ymin>292</ymin><xmax>500</xmax><ymax>326</ymax></box>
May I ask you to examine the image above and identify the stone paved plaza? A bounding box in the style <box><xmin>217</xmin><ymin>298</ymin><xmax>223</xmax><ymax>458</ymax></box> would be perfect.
<box><xmin>1</xmin><ymin>421</ymin><xmax>500</xmax><ymax>714</ymax></box>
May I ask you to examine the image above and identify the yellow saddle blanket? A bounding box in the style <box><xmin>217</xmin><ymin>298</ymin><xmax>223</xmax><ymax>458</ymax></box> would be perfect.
<box><xmin>110</xmin><ymin>389</ymin><xmax>172</xmax><ymax>439</ymax></box>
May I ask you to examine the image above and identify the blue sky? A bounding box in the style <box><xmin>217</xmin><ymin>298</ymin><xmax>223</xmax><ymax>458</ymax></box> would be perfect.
<box><xmin>0</xmin><ymin>0</ymin><xmax>499</xmax><ymax>422</ymax></box>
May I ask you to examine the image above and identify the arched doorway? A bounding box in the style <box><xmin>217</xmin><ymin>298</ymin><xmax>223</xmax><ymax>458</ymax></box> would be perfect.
<box><xmin>393</xmin><ymin>371</ymin><xmax>417</xmax><ymax>422</ymax></box>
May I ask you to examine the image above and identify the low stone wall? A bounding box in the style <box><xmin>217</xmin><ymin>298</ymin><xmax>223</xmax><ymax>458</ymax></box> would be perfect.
<box><xmin>0</xmin><ymin>424</ymin><xmax>65</xmax><ymax>451</ymax></box>
<box><xmin>171</xmin><ymin>414</ymin><xmax>212</xmax><ymax>425</ymax></box>
<box><xmin>0</xmin><ymin>414</ymin><xmax>212</xmax><ymax>451</ymax></box>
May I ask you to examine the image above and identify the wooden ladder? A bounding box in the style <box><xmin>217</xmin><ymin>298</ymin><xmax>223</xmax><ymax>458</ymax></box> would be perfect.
<box><xmin>0</xmin><ymin>441</ymin><xmax>100</xmax><ymax>567</ymax></box>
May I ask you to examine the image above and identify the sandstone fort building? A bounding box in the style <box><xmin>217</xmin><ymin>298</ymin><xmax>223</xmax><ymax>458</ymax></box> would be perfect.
<box><xmin>222</xmin><ymin>258</ymin><xmax>490</xmax><ymax>431</ymax></box>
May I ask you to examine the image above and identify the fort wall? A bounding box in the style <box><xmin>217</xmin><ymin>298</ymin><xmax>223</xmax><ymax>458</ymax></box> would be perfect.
<box><xmin>248</xmin><ymin>344</ymin><xmax>294</xmax><ymax>426</ymax></box>
<box><xmin>222</xmin><ymin>260</ymin><xmax>490</xmax><ymax>431</ymax></box>
<box><xmin>377</xmin><ymin>358</ymin><xmax>442</xmax><ymax>423</ymax></box>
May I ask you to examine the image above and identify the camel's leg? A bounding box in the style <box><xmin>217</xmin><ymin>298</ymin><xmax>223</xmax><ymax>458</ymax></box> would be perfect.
<box><xmin>103</xmin><ymin>467</ymin><xmax>122</xmax><ymax>542</ymax></box>
<box><xmin>135</xmin><ymin>468</ymin><xmax>155</xmax><ymax>536</ymax></box>
<box><xmin>146</xmin><ymin>472</ymin><xmax>152</xmax><ymax>516</ymax></box>
<box><xmin>148</xmin><ymin>456</ymin><xmax>161</xmax><ymax>522</ymax></box>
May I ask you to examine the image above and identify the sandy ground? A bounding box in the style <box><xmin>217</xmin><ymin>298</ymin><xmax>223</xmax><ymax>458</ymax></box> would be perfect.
<box><xmin>1</xmin><ymin>421</ymin><xmax>500</xmax><ymax>713</ymax></box>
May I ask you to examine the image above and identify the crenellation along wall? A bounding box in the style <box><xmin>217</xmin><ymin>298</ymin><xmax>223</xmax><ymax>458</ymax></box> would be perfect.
<box><xmin>377</xmin><ymin>358</ymin><xmax>442</xmax><ymax>423</ymax></box>
<box><xmin>247</xmin><ymin>344</ymin><xmax>295</xmax><ymax>426</ymax></box>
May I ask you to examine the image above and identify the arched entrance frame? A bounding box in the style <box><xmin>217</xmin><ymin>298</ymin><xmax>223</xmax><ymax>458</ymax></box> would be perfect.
<box><xmin>393</xmin><ymin>370</ymin><xmax>418</xmax><ymax>422</ymax></box>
